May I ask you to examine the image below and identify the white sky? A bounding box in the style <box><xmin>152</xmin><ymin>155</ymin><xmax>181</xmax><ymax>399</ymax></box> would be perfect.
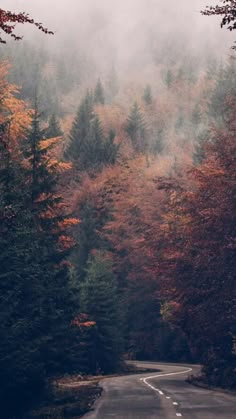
<box><xmin>0</xmin><ymin>0</ymin><xmax>234</xmax><ymax>64</ymax></box>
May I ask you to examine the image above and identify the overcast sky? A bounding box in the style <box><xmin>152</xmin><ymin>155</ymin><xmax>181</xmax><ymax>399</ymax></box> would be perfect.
<box><xmin>1</xmin><ymin>0</ymin><xmax>232</xmax><ymax>42</ymax></box>
<box><xmin>1</xmin><ymin>0</ymin><xmax>234</xmax><ymax>75</ymax></box>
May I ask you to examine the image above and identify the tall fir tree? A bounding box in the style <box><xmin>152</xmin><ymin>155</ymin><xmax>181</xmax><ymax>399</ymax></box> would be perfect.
<box><xmin>85</xmin><ymin>115</ymin><xmax>105</xmax><ymax>169</ymax></box>
<box><xmin>65</xmin><ymin>91</ymin><xmax>94</xmax><ymax>168</ymax></box>
<box><xmin>45</xmin><ymin>113</ymin><xmax>63</xmax><ymax>138</ymax></box>
<box><xmin>103</xmin><ymin>129</ymin><xmax>119</xmax><ymax>165</ymax></box>
<box><xmin>191</xmin><ymin>103</ymin><xmax>203</xmax><ymax>142</ymax></box>
<box><xmin>80</xmin><ymin>253</ymin><xmax>123</xmax><ymax>374</ymax></box>
<box><xmin>0</xmin><ymin>105</ymin><xmax>78</xmax><ymax>416</ymax></box>
<box><xmin>22</xmin><ymin>105</ymin><xmax>77</xmax><ymax>375</ymax></box>
<box><xmin>0</xmin><ymin>117</ymin><xmax>48</xmax><ymax>416</ymax></box>
<box><xmin>125</xmin><ymin>102</ymin><xmax>146</xmax><ymax>153</ymax></box>
<box><xmin>94</xmin><ymin>78</ymin><xmax>105</xmax><ymax>105</ymax></box>
<box><xmin>0</xmin><ymin>65</ymin><xmax>79</xmax><ymax>417</ymax></box>
<box><xmin>175</xmin><ymin>109</ymin><xmax>184</xmax><ymax>134</ymax></box>
<box><xmin>65</xmin><ymin>92</ymin><xmax>118</xmax><ymax>171</ymax></box>
<box><xmin>165</xmin><ymin>69</ymin><xmax>174</xmax><ymax>89</ymax></box>
<box><xmin>193</xmin><ymin>130</ymin><xmax>209</xmax><ymax>166</ymax></box>
<box><xmin>209</xmin><ymin>59</ymin><xmax>236</xmax><ymax>127</ymax></box>
<box><xmin>143</xmin><ymin>84</ymin><xmax>153</xmax><ymax>105</ymax></box>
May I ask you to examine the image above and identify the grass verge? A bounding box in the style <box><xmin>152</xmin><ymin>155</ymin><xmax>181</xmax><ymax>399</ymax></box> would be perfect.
<box><xmin>26</xmin><ymin>378</ymin><xmax>102</xmax><ymax>419</ymax></box>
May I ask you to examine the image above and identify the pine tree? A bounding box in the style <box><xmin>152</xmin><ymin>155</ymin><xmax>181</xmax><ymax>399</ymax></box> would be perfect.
<box><xmin>0</xmin><ymin>68</ymin><xmax>78</xmax><ymax>415</ymax></box>
<box><xmin>65</xmin><ymin>91</ymin><xmax>94</xmax><ymax>167</ymax></box>
<box><xmin>125</xmin><ymin>102</ymin><xmax>146</xmax><ymax>153</ymax></box>
<box><xmin>175</xmin><ymin>109</ymin><xmax>184</xmax><ymax>134</ymax></box>
<box><xmin>0</xmin><ymin>71</ymin><xmax>51</xmax><ymax>415</ymax></box>
<box><xmin>65</xmin><ymin>92</ymin><xmax>118</xmax><ymax>171</ymax></box>
<box><xmin>80</xmin><ymin>253</ymin><xmax>123</xmax><ymax>374</ymax></box>
<box><xmin>165</xmin><ymin>69</ymin><xmax>174</xmax><ymax>89</ymax></box>
<box><xmin>103</xmin><ymin>129</ymin><xmax>120</xmax><ymax>165</ymax></box>
<box><xmin>45</xmin><ymin>113</ymin><xmax>63</xmax><ymax>138</ymax></box>
<box><xmin>143</xmin><ymin>84</ymin><xmax>153</xmax><ymax>105</ymax></box>
<box><xmin>85</xmin><ymin>115</ymin><xmax>105</xmax><ymax>169</ymax></box>
<box><xmin>151</xmin><ymin>128</ymin><xmax>164</xmax><ymax>155</ymax></box>
<box><xmin>0</xmin><ymin>118</ymin><xmax>48</xmax><ymax>416</ymax></box>
<box><xmin>71</xmin><ymin>200</ymin><xmax>101</xmax><ymax>282</ymax></box>
<box><xmin>193</xmin><ymin>130</ymin><xmax>209</xmax><ymax>165</ymax></box>
<box><xmin>125</xmin><ymin>278</ymin><xmax>161</xmax><ymax>360</ymax></box>
<box><xmin>191</xmin><ymin>104</ymin><xmax>203</xmax><ymax>141</ymax></box>
<box><xmin>22</xmin><ymin>105</ymin><xmax>76</xmax><ymax>376</ymax></box>
<box><xmin>209</xmin><ymin>59</ymin><xmax>236</xmax><ymax>127</ymax></box>
<box><xmin>191</xmin><ymin>104</ymin><xmax>202</xmax><ymax>128</ymax></box>
<box><xmin>94</xmin><ymin>78</ymin><xmax>105</xmax><ymax>105</ymax></box>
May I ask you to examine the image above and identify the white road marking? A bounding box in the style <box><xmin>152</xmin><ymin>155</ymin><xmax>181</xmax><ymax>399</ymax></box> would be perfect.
<box><xmin>173</xmin><ymin>402</ymin><xmax>178</xmax><ymax>405</ymax></box>
<box><xmin>141</xmin><ymin>379</ymin><xmax>165</xmax><ymax>396</ymax></box>
<box><xmin>176</xmin><ymin>414</ymin><xmax>182</xmax><ymax>417</ymax></box>
<box><xmin>140</xmin><ymin>366</ymin><xmax>192</xmax><ymax>398</ymax></box>
<box><xmin>166</xmin><ymin>396</ymin><xmax>171</xmax><ymax>399</ymax></box>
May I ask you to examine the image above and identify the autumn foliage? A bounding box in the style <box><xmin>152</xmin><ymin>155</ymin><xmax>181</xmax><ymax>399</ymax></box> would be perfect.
<box><xmin>158</xmin><ymin>99</ymin><xmax>236</xmax><ymax>386</ymax></box>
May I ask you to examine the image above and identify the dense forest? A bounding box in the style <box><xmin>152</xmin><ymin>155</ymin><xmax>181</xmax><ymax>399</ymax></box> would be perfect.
<box><xmin>0</xmin><ymin>1</ymin><xmax>235</xmax><ymax>417</ymax></box>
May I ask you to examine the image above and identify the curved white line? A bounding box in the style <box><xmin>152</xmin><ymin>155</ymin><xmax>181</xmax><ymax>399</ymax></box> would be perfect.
<box><xmin>140</xmin><ymin>366</ymin><xmax>193</xmax><ymax>396</ymax></box>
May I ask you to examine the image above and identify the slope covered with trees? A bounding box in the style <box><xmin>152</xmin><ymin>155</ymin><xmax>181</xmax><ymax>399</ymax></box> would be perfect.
<box><xmin>66</xmin><ymin>56</ymin><xmax>236</xmax><ymax>386</ymax></box>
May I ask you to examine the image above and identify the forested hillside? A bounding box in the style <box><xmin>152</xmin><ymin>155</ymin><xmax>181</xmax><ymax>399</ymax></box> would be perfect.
<box><xmin>0</xmin><ymin>1</ymin><xmax>235</xmax><ymax>417</ymax></box>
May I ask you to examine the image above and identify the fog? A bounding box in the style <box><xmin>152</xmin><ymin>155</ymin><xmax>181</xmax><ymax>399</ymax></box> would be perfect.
<box><xmin>1</xmin><ymin>0</ymin><xmax>234</xmax><ymax>75</ymax></box>
<box><xmin>1</xmin><ymin>0</ymin><xmax>234</xmax><ymax>117</ymax></box>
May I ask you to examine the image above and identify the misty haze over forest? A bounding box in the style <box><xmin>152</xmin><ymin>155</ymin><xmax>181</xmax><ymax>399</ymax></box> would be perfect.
<box><xmin>1</xmin><ymin>1</ymin><xmax>234</xmax><ymax>74</ymax></box>
<box><xmin>1</xmin><ymin>0</ymin><xmax>234</xmax><ymax>117</ymax></box>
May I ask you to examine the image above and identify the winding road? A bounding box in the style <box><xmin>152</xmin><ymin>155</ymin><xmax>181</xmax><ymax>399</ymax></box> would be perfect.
<box><xmin>84</xmin><ymin>361</ymin><xmax>236</xmax><ymax>419</ymax></box>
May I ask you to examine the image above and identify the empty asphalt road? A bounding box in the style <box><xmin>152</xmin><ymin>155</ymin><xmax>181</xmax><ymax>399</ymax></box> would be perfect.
<box><xmin>84</xmin><ymin>361</ymin><xmax>236</xmax><ymax>419</ymax></box>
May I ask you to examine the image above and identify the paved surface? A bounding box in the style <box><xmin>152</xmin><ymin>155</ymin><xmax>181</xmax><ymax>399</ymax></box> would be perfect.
<box><xmin>84</xmin><ymin>361</ymin><xmax>236</xmax><ymax>419</ymax></box>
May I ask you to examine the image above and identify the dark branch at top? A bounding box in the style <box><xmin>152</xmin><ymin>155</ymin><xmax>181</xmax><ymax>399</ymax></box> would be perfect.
<box><xmin>0</xmin><ymin>8</ymin><xmax>54</xmax><ymax>44</ymax></box>
<box><xmin>202</xmin><ymin>1</ymin><xmax>236</xmax><ymax>49</ymax></box>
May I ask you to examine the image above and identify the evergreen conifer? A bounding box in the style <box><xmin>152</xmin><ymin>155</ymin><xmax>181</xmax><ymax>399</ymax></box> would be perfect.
<box><xmin>143</xmin><ymin>84</ymin><xmax>153</xmax><ymax>105</ymax></box>
<box><xmin>65</xmin><ymin>91</ymin><xmax>94</xmax><ymax>167</ymax></box>
<box><xmin>45</xmin><ymin>113</ymin><xmax>63</xmax><ymax>138</ymax></box>
<box><xmin>94</xmin><ymin>79</ymin><xmax>105</xmax><ymax>105</ymax></box>
<box><xmin>125</xmin><ymin>102</ymin><xmax>146</xmax><ymax>152</ymax></box>
<box><xmin>80</xmin><ymin>253</ymin><xmax>122</xmax><ymax>374</ymax></box>
<box><xmin>209</xmin><ymin>59</ymin><xmax>236</xmax><ymax>127</ymax></box>
<box><xmin>165</xmin><ymin>69</ymin><xmax>174</xmax><ymax>89</ymax></box>
<box><xmin>66</xmin><ymin>93</ymin><xmax>118</xmax><ymax>171</ymax></box>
